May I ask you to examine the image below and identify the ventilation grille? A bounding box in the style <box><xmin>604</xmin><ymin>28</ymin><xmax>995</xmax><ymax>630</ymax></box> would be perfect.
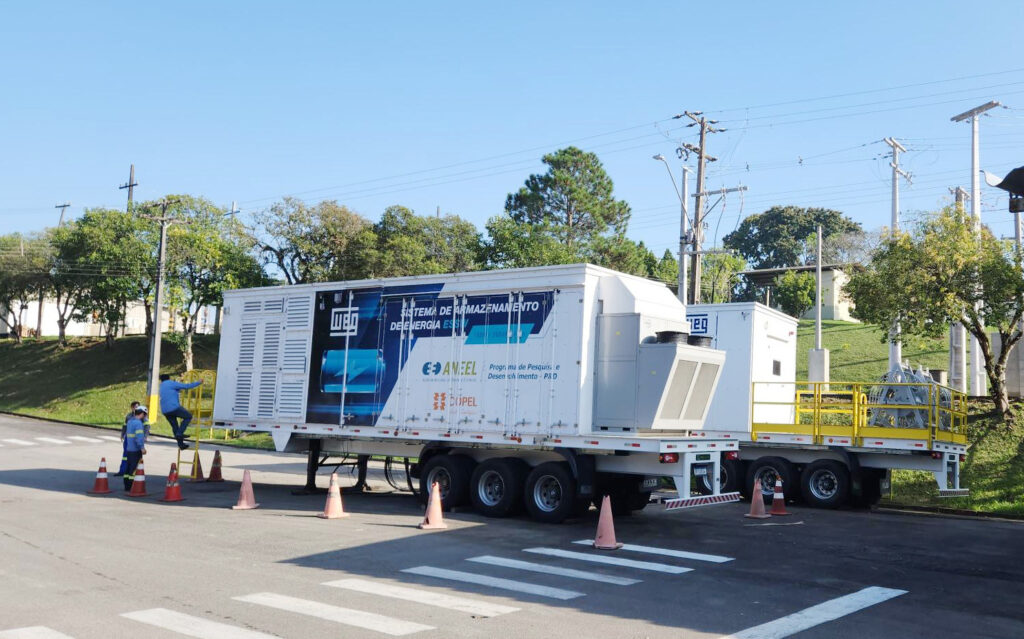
<box><xmin>238</xmin><ymin>323</ymin><xmax>257</xmax><ymax>367</ymax></box>
<box><xmin>282</xmin><ymin>338</ymin><xmax>307</xmax><ymax>372</ymax></box>
<box><xmin>261</xmin><ymin>322</ymin><xmax>281</xmax><ymax>368</ymax></box>
<box><xmin>278</xmin><ymin>380</ymin><xmax>304</xmax><ymax>417</ymax></box>
<box><xmin>286</xmin><ymin>296</ymin><xmax>311</xmax><ymax>328</ymax></box>
<box><xmin>243</xmin><ymin>301</ymin><xmax>261</xmax><ymax>313</ymax></box>
<box><xmin>263</xmin><ymin>298</ymin><xmax>284</xmax><ymax>313</ymax></box>
<box><xmin>256</xmin><ymin>371</ymin><xmax>277</xmax><ymax>418</ymax></box>
<box><xmin>233</xmin><ymin>372</ymin><xmax>252</xmax><ymax>417</ymax></box>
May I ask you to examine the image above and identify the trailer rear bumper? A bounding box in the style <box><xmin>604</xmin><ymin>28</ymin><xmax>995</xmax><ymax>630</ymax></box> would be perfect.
<box><xmin>655</xmin><ymin>491</ymin><xmax>741</xmax><ymax>511</ymax></box>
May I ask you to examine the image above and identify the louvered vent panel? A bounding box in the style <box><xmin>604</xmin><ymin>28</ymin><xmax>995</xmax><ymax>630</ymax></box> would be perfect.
<box><xmin>243</xmin><ymin>300</ymin><xmax>261</xmax><ymax>313</ymax></box>
<box><xmin>278</xmin><ymin>380</ymin><xmax>304</xmax><ymax>417</ymax></box>
<box><xmin>238</xmin><ymin>323</ymin><xmax>257</xmax><ymax>367</ymax></box>
<box><xmin>262</xmin><ymin>322</ymin><xmax>281</xmax><ymax>368</ymax></box>
<box><xmin>256</xmin><ymin>371</ymin><xmax>277</xmax><ymax>418</ymax></box>
<box><xmin>233</xmin><ymin>372</ymin><xmax>253</xmax><ymax>417</ymax></box>
<box><xmin>282</xmin><ymin>338</ymin><xmax>307</xmax><ymax>372</ymax></box>
<box><xmin>264</xmin><ymin>298</ymin><xmax>284</xmax><ymax>313</ymax></box>
<box><xmin>286</xmin><ymin>296</ymin><xmax>311</xmax><ymax>328</ymax></box>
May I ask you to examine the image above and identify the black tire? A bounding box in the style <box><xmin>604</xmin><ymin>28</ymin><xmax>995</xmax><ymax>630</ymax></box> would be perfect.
<box><xmin>801</xmin><ymin>460</ymin><xmax>850</xmax><ymax>509</ymax></box>
<box><xmin>850</xmin><ymin>468</ymin><xmax>884</xmax><ymax>508</ymax></box>
<box><xmin>419</xmin><ymin>454</ymin><xmax>475</xmax><ymax>509</ymax></box>
<box><xmin>745</xmin><ymin>457</ymin><xmax>797</xmax><ymax>503</ymax></box>
<box><xmin>469</xmin><ymin>458</ymin><xmax>528</xmax><ymax>517</ymax></box>
<box><xmin>626</xmin><ymin>490</ymin><xmax>652</xmax><ymax>512</ymax></box>
<box><xmin>524</xmin><ymin>462</ymin><xmax>578</xmax><ymax>523</ymax></box>
<box><xmin>698</xmin><ymin>459</ymin><xmax>741</xmax><ymax>494</ymax></box>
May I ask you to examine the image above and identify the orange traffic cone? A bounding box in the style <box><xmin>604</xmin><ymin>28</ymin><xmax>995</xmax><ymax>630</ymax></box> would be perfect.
<box><xmin>232</xmin><ymin>469</ymin><xmax>259</xmax><ymax>510</ymax></box>
<box><xmin>769</xmin><ymin>478</ymin><xmax>791</xmax><ymax>516</ymax></box>
<box><xmin>127</xmin><ymin>460</ymin><xmax>149</xmax><ymax>498</ymax></box>
<box><xmin>744</xmin><ymin>479</ymin><xmax>771</xmax><ymax>519</ymax></box>
<box><xmin>188</xmin><ymin>450</ymin><xmax>205</xmax><ymax>482</ymax></box>
<box><xmin>318</xmin><ymin>473</ymin><xmax>350</xmax><ymax>519</ymax></box>
<box><xmin>418</xmin><ymin>481</ymin><xmax>448</xmax><ymax>530</ymax></box>
<box><xmin>206</xmin><ymin>450</ymin><xmax>224</xmax><ymax>482</ymax></box>
<box><xmin>593</xmin><ymin>495</ymin><xmax>624</xmax><ymax>550</ymax></box>
<box><xmin>160</xmin><ymin>463</ymin><xmax>185</xmax><ymax>502</ymax></box>
<box><xmin>87</xmin><ymin>457</ymin><xmax>112</xmax><ymax>495</ymax></box>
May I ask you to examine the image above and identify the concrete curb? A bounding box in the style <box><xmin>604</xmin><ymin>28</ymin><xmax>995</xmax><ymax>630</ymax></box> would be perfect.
<box><xmin>875</xmin><ymin>503</ymin><xmax>1024</xmax><ymax>523</ymax></box>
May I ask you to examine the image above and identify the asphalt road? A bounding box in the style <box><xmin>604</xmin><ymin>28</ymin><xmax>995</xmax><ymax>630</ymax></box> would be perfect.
<box><xmin>0</xmin><ymin>412</ymin><xmax>1022</xmax><ymax>639</ymax></box>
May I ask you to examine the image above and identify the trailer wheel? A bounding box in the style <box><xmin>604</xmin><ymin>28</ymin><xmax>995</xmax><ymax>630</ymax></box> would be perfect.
<box><xmin>419</xmin><ymin>454</ymin><xmax>474</xmax><ymax>509</ymax></box>
<box><xmin>524</xmin><ymin>462</ymin><xmax>577</xmax><ymax>523</ymax></box>
<box><xmin>801</xmin><ymin>460</ymin><xmax>850</xmax><ymax>509</ymax></box>
<box><xmin>698</xmin><ymin>459</ymin><xmax>741</xmax><ymax>495</ymax></box>
<box><xmin>745</xmin><ymin>457</ymin><xmax>797</xmax><ymax>502</ymax></box>
<box><xmin>469</xmin><ymin>458</ymin><xmax>528</xmax><ymax>517</ymax></box>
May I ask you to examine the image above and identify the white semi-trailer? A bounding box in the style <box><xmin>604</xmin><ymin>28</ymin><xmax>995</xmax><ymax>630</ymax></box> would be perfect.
<box><xmin>686</xmin><ymin>302</ymin><xmax>968</xmax><ymax>508</ymax></box>
<box><xmin>212</xmin><ymin>264</ymin><xmax>740</xmax><ymax>523</ymax></box>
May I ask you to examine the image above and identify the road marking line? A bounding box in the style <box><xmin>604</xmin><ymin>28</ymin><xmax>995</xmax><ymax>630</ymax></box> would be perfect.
<box><xmin>572</xmin><ymin>539</ymin><xmax>733</xmax><ymax>563</ymax></box>
<box><xmin>323</xmin><ymin>578</ymin><xmax>519</xmax><ymax>617</ymax></box>
<box><xmin>468</xmin><ymin>555</ymin><xmax>641</xmax><ymax>585</ymax></box>
<box><xmin>99</xmin><ymin>435</ymin><xmax>122</xmax><ymax>442</ymax></box>
<box><xmin>234</xmin><ymin>592</ymin><xmax>432</xmax><ymax>636</ymax></box>
<box><xmin>66</xmin><ymin>436</ymin><xmax>104</xmax><ymax>443</ymax></box>
<box><xmin>34</xmin><ymin>437</ymin><xmax>72</xmax><ymax>445</ymax></box>
<box><xmin>120</xmin><ymin>609</ymin><xmax>278</xmax><ymax>639</ymax></box>
<box><xmin>523</xmin><ymin>548</ymin><xmax>692</xmax><ymax>574</ymax></box>
<box><xmin>2</xmin><ymin>439</ymin><xmax>36</xmax><ymax>446</ymax></box>
<box><xmin>402</xmin><ymin>566</ymin><xmax>584</xmax><ymax>600</ymax></box>
<box><xmin>721</xmin><ymin>586</ymin><xmax>908</xmax><ymax>639</ymax></box>
<box><xmin>0</xmin><ymin>628</ymin><xmax>76</xmax><ymax>638</ymax></box>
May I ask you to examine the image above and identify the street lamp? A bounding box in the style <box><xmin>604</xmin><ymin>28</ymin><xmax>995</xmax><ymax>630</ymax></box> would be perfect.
<box><xmin>652</xmin><ymin>154</ymin><xmax>692</xmax><ymax>304</ymax></box>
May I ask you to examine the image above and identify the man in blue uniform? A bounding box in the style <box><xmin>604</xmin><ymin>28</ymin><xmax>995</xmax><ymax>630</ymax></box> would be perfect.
<box><xmin>116</xmin><ymin>401</ymin><xmax>141</xmax><ymax>476</ymax></box>
<box><xmin>124</xmin><ymin>406</ymin><xmax>148</xmax><ymax>491</ymax></box>
<box><xmin>160</xmin><ymin>373</ymin><xmax>203</xmax><ymax>450</ymax></box>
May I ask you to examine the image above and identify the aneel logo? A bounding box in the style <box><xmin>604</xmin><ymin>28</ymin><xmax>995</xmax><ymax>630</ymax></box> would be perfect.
<box><xmin>422</xmin><ymin>361</ymin><xmax>478</xmax><ymax>376</ymax></box>
<box><xmin>329</xmin><ymin>302</ymin><xmax>359</xmax><ymax>337</ymax></box>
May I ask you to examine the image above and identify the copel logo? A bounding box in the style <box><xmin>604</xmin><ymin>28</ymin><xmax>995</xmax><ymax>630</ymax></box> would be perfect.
<box><xmin>329</xmin><ymin>304</ymin><xmax>358</xmax><ymax>337</ymax></box>
<box><xmin>688</xmin><ymin>314</ymin><xmax>709</xmax><ymax>335</ymax></box>
<box><xmin>433</xmin><ymin>392</ymin><xmax>477</xmax><ymax>410</ymax></box>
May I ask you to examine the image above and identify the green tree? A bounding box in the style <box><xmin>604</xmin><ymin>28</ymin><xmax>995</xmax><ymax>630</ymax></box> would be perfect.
<box><xmin>701</xmin><ymin>253</ymin><xmax>745</xmax><ymax>303</ymax></box>
<box><xmin>156</xmin><ymin>195</ymin><xmax>267</xmax><ymax>370</ymax></box>
<box><xmin>590</xmin><ymin>236</ymin><xmax>660</xmax><ymax>278</ymax></box>
<box><xmin>482</xmin><ymin>216</ymin><xmax>576</xmax><ymax>269</ymax></box>
<box><xmin>368</xmin><ymin>205</ymin><xmax>482</xmax><ymax>277</ymax></box>
<box><xmin>44</xmin><ymin>223</ymin><xmax>95</xmax><ymax>347</ymax></box>
<box><xmin>845</xmin><ymin>206</ymin><xmax>1024</xmax><ymax>419</ymax></box>
<box><xmin>505</xmin><ymin>146</ymin><xmax>630</xmax><ymax>251</ymax></box>
<box><xmin>773</xmin><ymin>270</ymin><xmax>817</xmax><ymax>317</ymax></box>
<box><xmin>251</xmin><ymin>197</ymin><xmax>374</xmax><ymax>284</ymax></box>
<box><xmin>653</xmin><ymin>250</ymin><xmax>679</xmax><ymax>286</ymax></box>
<box><xmin>0</xmin><ymin>233</ymin><xmax>47</xmax><ymax>342</ymax></box>
<box><xmin>724</xmin><ymin>206</ymin><xmax>862</xmax><ymax>269</ymax></box>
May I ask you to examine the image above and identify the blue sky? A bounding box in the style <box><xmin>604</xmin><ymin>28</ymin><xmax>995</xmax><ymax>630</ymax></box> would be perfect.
<box><xmin>2</xmin><ymin>1</ymin><xmax>1022</xmax><ymax>258</ymax></box>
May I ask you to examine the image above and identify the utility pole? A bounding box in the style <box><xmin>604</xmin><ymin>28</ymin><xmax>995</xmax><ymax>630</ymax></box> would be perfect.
<box><xmin>948</xmin><ymin>186</ymin><xmax>970</xmax><ymax>393</ymax></box>
<box><xmin>653</xmin><ymin>153</ymin><xmax>692</xmax><ymax>303</ymax></box>
<box><xmin>884</xmin><ymin>137</ymin><xmax>911</xmax><ymax>371</ymax></box>
<box><xmin>140</xmin><ymin>198</ymin><xmax>181</xmax><ymax>420</ymax></box>
<box><xmin>952</xmin><ymin>100</ymin><xmax>1001</xmax><ymax>395</ymax></box>
<box><xmin>677</xmin><ymin>111</ymin><xmax>723</xmax><ymax>304</ymax></box>
<box><xmin>55</xmin><ymin>202</ymin><xmax>71</xmax><ymax>227</ymax></box>
<box><xmin>119</xmin><ymin>164</ymin><xmax>138</xmax><ymax>212</ymax></box>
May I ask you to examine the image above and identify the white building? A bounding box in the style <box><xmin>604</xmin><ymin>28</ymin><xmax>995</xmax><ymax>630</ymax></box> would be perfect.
<box><xmin>739</xmin><ymin>264</ymin><xmax>858</xmax><ymax>322</ymax></box>
<box><xmin>1</xmin><ymin>298</ymin><xmax>219</xmax><ymax>338</ymax></box>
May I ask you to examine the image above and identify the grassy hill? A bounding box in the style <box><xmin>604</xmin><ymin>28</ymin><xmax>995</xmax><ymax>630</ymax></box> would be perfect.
<box><xmin>795</xmin><ymin>319</ymin><xmax>950</xmax><ymax>381</ymax></box>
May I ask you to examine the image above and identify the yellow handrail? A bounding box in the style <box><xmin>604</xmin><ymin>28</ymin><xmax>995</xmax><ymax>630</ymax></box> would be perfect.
<box><xmin>751</xmin><ymin>380</ymin><xmax>967</xmax><ymax>447</ymax></box>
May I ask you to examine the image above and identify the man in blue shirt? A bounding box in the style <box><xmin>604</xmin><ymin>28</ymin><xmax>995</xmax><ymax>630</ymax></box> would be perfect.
<box><xmin>160</xmin><ymin>373</ymin><xmax>203</xmax><ymax>450</ymax></box>
<box><xmin>124</xmin><ymin>406</ymin><xmax>148</xmax><ymax>491</ymax></box>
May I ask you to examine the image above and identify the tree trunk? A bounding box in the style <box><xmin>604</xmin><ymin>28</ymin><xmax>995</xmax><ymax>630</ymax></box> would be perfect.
<box><xmin>183</xmin><ymin>327</ymin><xmax>194</xmax><ymax>371</ymax></box>
<box><xmin>144</xmin><ymin>300</ymin><xmax>154</xmax><ymax>337</ymax></box>
<box><xmin>57</xmin><ymin>318</ymin><xmax>67</xmax><ymax>347</ymax></box>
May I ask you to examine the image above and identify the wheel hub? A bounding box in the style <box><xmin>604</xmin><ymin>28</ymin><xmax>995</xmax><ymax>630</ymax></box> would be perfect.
<box><xmin>478</xmin><ymin>469</ymin><xmax>505</xmax><ymax>507</ymax></box>
<box><xmin>533</xmin><ymin>475</ymin><xmax>562</xmax><ymax>512</ymax></box>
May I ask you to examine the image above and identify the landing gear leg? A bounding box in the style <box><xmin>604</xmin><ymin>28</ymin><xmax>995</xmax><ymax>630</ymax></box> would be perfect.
<box><xmin>292</xmin><ymin>439</ymin><xmax>327</xmax><ymax>495</ymax></box>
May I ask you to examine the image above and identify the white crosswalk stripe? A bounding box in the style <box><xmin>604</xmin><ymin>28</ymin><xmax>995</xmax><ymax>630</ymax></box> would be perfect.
<box><xmin>720</xmin><ymin>586</ymin><xmax>907</xmax><ymax>639</ymax></box>
<box><xmin>0</xmin><ymin>628</ymin><xmax>76</xmax><ymax>638</ymax></box>
<box><xmin>468</xmin><ymin>555</ymin><xmax>641</xmax><ymax>585</ymax></box>
<box><xmin>66</xmin><ymin>436</ymin><xmax>104</xmax><ymax>443</ymax></box>
<box><xmin>3</xmin><ymin>439</ymin><xmax>36</xmax><ymax>446</ymax></box>
<box><xmin>234</xmin><ymin>592</ymin><xmax>433</xmax><ymax>635</ymax></box>
<box><xmin>402</xmin><ymin>566</ymin><xmax>584</xmax><ymax>600</ymax></box>
<box><xmin>323</xmin><ymin>578</ymin><xmax>519</xmax><ymax>617</ymax></box>
<box><xmin>572</xmin><ymin>539</ymin><xmax>733</xmax><ymax>563</ymax></box>
<box><xmin>523</xmin><ymin>548</ymin><xmax>692</xmax><ymax>574</ymax></box>
<box><xmin>34</xmin><ymin>437</ymin><xmax>71</xmax><ymax>445</ymax></box>
<box><xmin>99</xmin><ymin>435</ymin><xmax>122</xmax><ymax>442</ymax></box>
<box><xmin>121</xmin><ymin>608</ymin><xmax>278</xmax><ymax>639</ymax></box>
